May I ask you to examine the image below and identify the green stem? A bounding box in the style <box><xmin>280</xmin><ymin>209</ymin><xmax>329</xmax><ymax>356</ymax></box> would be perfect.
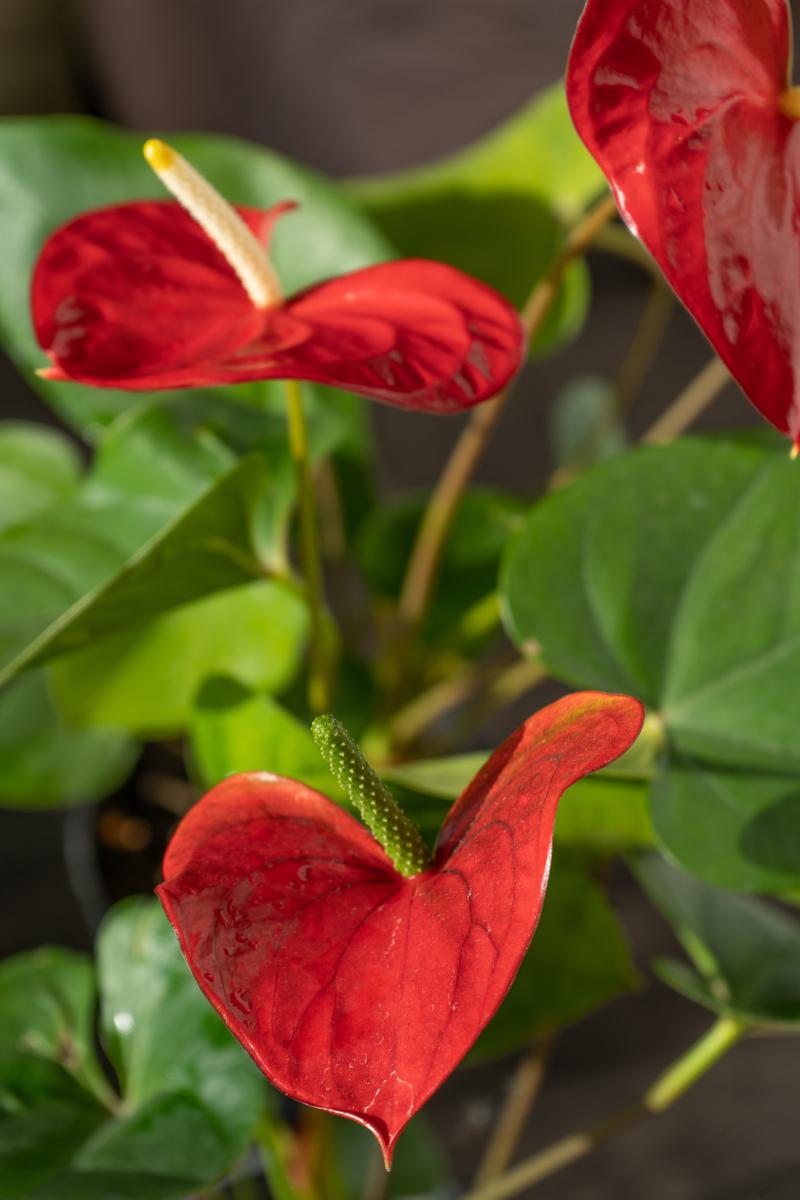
<box><xmin>391</xmin><ymin>192</ymin><xmax>619</xmax><ymax>685</ymax></box>
<box><xmin>460</xmin><ymin>1016</ymin><xmax>747</xmax><ymax>1200</ymax></box>
<box><xmin>284</xmin><ymin>379</ymin><xmax>332</xmax><ymax>713</ymax></box>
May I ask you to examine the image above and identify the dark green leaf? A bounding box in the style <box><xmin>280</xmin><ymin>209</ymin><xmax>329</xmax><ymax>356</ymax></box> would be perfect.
<box><xmin>650</xmin><ymin>757</ymin><xmax>800</xmax><ymax>893</ymax></box>
<box><xmin>473</xmin><ymin>854</ymin><xmax>638</xmax><ymax>1058</ymax></box>
<box><xmin>501</xmin><ymin>439</ymin><xmax>769</xmax><ymax>703</ymax></box>
<box><xmin>634</xmin><ymin>853</ymin><xmax>800</xmax><ymax>1028</ymax></box>
<box><xmin>358</xmin><ymin>489</ymin><xmax>525</xmax><ymax>642</ymax></box>
<box><xmin>500</xmin><ymin>438</ymin><xmax>800</xmax><ymax>892</ymax></box>
<box><xmin>0</xmin><ymin>899</ymin><xmax>265</xmax><ymax>1197</ymax></box>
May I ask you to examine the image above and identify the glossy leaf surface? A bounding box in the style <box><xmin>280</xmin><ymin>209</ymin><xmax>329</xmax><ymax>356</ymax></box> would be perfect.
<box><xmin>0</xmin><ymin>900</ymin><xmax>264</xmax><ymax>1198</ymax></box>
<box><xmin>158</xmin><ymin>692</ymin><xmax>642</xmax><ymax>1163</ymax></box>
<box><xmin>634</xmin><ymin>854</ymin><xmax>800</xmax><ymax>1028</ymax></box>
<box><xmin>567</xmin><ymin>0</ymin><xmax>800</xmax><ymax>443</ymax></box>
<box><xmin>501</xmin><ymin>438</ymin><xmax>800</xmax><ymax>891</ymax></box>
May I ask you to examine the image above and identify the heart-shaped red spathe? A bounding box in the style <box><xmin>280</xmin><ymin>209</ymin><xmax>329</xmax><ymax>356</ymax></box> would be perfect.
<box><xmin>567</xmin><ymin>0</ymin><xmax>800</xmax><ymax>444</ymax></box>
<box><xmin>157</xmin><ymin>692</ymin><xmax>643</xmax><ymax>1165</ymax></box>
<box><xmin>31</xmin><ymin>199</ymin><xmax>524</xmax><ymax>413</ymax></box>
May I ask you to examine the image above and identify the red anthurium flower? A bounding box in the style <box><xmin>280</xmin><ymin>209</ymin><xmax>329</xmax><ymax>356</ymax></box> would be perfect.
<box><xmin>157</xmin><ymin>692</ymin><xmax>643</xmax><ymax>1166</ymax></box>
<box><xmin>31</xmin><ymin>139</ymin><xmax>523</xmax><ymax>412</ymax></box>
<box><xmin>567</xmin><ymin>0</ymin><xmax>800</xmax><ymax>448</ymax></box>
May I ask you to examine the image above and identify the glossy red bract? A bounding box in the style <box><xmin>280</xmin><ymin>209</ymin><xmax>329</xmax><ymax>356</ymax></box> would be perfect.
<box><xmin>567</xmin><ymin>0</ymin><xmax>800</xmax><ymax>444</ymax></box>
<box><xmin>157</xmin><ymin>692</ymin><xmax>643</xmax><ymax>1165</ymax></box>
<box><xmin>31</xmin><ymin>200</ymin><xmax>524</xmax><ymax>413</ymax></box>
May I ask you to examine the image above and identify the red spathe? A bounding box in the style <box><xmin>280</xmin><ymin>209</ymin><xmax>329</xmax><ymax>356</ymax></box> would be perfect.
<box><xmin>567</xmin><ymin>0</ymin><xmax>800</xmax><ymax>443</ymax></box>
<box><xmin>32</xmin><ymin>200</ymin><xmax>524</xmax><ymax>413</ymax></box>
<box><xmin>157</xmin><ymin>692</ymin><xmax>643</xmax><ymax>1165</ymax></box>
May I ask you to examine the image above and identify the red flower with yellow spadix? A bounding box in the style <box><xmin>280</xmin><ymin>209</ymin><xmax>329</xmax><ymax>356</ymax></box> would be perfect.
<box><xmin>31</xmin><ymin>139</ymin><xmax>524</xmax><ymax>412</ymax></box>
<box><xmin>157</xmin><ymin>693</ymin><xmax>644</xmax><ymax>1167</ymax></box>
<box><xmin>567</xmin><ymin>0</ymin><xmax>800</xmax><ymax>452</ymax></box>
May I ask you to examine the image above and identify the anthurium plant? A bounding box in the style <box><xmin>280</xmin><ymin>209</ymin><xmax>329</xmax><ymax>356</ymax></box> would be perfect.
<box><xmin>1</xmin><ymin>2</ymin><xmax>800</xmax><ymax>1197</ymax></box>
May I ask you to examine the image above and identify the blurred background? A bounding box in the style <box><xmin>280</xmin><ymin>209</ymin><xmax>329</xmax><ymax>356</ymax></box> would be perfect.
<box><xmin>0</xmin><ymin>3</ymin><xmax>796</xmax><ymax>1198</ymax></box>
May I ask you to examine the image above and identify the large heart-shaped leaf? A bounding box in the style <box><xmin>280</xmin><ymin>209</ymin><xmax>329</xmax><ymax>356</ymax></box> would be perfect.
<box><xmin>501</xmin><ymin>438</ymin><xmax>800</xmax><ymax>891</ymax></box>
<box><xmin>0</xmin><ymin>900</ymin><xmax>264</xmax><ymax>1199</ymax></box>
<box><xmin>0</xmin><ymin>117</ymin><xmax>391</xmax><ymax>438</ymax></box>
<box><xmin>567</xmin><ymin>0</ymin><xmax>800</xmax><ymax>446</ymax></box>
<box><xmin>158</xmin><ymin>692</ymin><xmax>642</xmax><ymax>1165</ymax></box>
<box><xmin>634</xmin><ymin>854</ymin><xmax>800</xmax><ymax>1029</ymax></box>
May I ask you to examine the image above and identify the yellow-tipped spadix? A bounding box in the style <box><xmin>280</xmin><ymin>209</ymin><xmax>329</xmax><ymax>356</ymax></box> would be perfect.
<box><xmin>141</xmin><ymin>137</ymin><xmax>282</xmax><ymax>309</ymax></box>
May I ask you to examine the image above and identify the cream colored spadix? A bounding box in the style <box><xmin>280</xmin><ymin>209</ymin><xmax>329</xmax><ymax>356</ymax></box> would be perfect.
<box><xmin>143</xmin><ymin>138</ymin><xmax>282</xmax><ymax>309</ymax></box>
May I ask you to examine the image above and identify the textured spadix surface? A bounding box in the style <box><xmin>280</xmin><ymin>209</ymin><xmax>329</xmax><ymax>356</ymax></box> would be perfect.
<box><xmin>567</xmin><ymin>0</ymin><xmax>800</xmax><ymax>443</ymax></box>
<box><xmin>158</xmin><ymin>691</ymin><xmax>643</xmax><ymax>1164</ymax></box>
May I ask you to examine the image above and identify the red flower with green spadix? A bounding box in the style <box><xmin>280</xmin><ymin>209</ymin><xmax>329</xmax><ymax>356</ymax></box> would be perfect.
<box><xmin>567</xmin><ymin>0</ymin><xmax>800</xmax><ymax>451</ymax></box>
<box><xmin>31</xmin><ymin>139</ymin><xmax>523</xmax><ymax>412</ymax></box>
<box><xmin>157</xmin><ymin>692</ymin><xmax>643</xmax><ymax>1167</ymax></box>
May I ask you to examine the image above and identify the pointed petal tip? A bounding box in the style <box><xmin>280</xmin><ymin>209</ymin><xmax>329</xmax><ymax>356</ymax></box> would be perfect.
<box><xmin>35</xmin><ymin>365</ymin><xmax>67</xmax><ymax>381</ymax></box>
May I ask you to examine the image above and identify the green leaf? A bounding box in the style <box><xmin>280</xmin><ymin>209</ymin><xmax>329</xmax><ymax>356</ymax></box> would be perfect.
<box><xmin>0</xmin><ymin>900</ymin><xmax>265</xmax><ymax>1198</ymax></box>
<box><xmin>350</xmin><ymin>82</ymin><xmax>603</xmax><ymax>226</ymax></box>
<box><xmin>189</xmin><ymin>677</ymin><xmax>342</xmax><ymax>798</ymax></box>
<box><xmin>501</xmin><ymin>439</ymin><xmax>770</xmax><ymax>703</ymax></box>
<box><xmin>0</xmin><ymin>398</ymin><xmax>267</xmax><ymax>686</ymax></box>
<box><xmin>0</xmin><ymin>949</ymin><xmax>108</xmax><ymax>1102</ymax></box>
<box><xmin>357</xmin><ymin>488</ymin><xmax>525</xmax><ymax>642</ymax></box>
<box><xmin>351</xmin><ymin>188</ymin><xmax>589</xmax><ymax>358</ymax></box>
<box><xmin>383</xmin><ymin>755</ymin><xmax>654</xmax><ymax>853</ymax></box>
<box><xmin>0</xmin><ymin>671</ymin><xmax>136</xmax><ymax>810</ymax></box>
<box><xmin>664</xmin><ymin>455</ymin><xmax>800</xmax><ymax>773</ymax></box>
<box><xmin>51</xmin><ymin>581</ymin><xmax>308</xmax><ymax>738</ymax></box>
<box><xmin>548</xmin><ymin>375</ymin><xmax>627</xmax><ymax>471</ymax></box>
<box><xmin>348</xmin><ymin>82</ymin><xmax>602</xmax><ymax>357</ymax></box>
<box><xmin>473</xmin><ymin>854</ymin><xmax>638</xmax><ymax>1059</ymax></box>
<box><xmin>0</xmin><ymin>422</ymin><xmax>81</xmax><ymax>534</ymax></box>
<box><xmin>0</xmin><ymin>116</ymin><xmax>390</xmax><ymax>438</ymax></box>
<box><xmin>501</xmin><ymin>438</ymin><xmax>800</xmax><ymax>892</ymax></box>
<box><xmin>634</xmin><ymin>853</ymin><xmax>800</xmax><ymax>1029</ymax></box>
<box><xmin>650</xmin><ymin>757</ymin><xmax>800</xmax><ymax>893</ymax></box>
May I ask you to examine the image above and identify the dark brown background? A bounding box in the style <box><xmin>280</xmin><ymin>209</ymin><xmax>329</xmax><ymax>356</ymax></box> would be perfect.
<box><xmin>0</xmin><ymin>3</ymin><xmax>797</xmax><ymax>1197</ymax></box>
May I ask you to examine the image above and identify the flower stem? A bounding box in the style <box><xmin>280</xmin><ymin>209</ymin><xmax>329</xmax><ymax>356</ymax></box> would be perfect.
<box><xmin>472</xmin><ymin>1036</ymin><xmax>555</xmax><ymax>1187</ymax></box>
<box><xmin>460</xmin><ymin>1015</ymin><xmax>746</xmax><ymax>1200</ymax></box>
<box><xmin>284</xmin><ymin>379</ymin><xmax>332</xmax><ymax>713</ymax></box>
<box><xmin>395</xmin><ymin>192</ymin><xmax>618</xmax><ymax>652</ymax></box>
<box><xmin>641</xmin><ymin>356</ymin><xmax>730</xmax><ymax>445</ymax></box>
